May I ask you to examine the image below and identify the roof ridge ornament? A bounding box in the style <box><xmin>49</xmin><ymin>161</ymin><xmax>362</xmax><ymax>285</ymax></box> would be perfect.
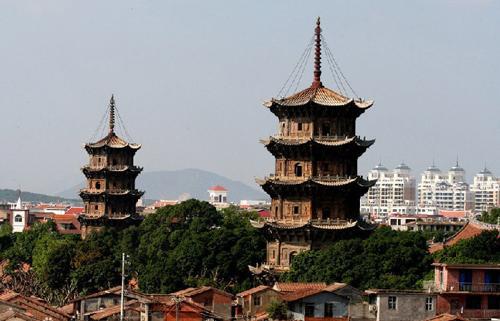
<box><xmin>109</xmin><ymin>94</ymin><xmax>115</xmax><ymax>134</ymax></box>
<box><xmin>312</xmin><ymin>17</ymin><xmax>323</xmax><ymax>89</ymax></box>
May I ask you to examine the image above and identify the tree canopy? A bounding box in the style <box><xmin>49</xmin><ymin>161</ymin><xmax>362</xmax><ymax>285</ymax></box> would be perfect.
<box><xmin>0</xmin><ymin>200</ymin><xmax>265</xmax><ymax>304</ymax></box>
<box><xmin>433</xmin><ymin>230</ymin><xmax>500</xmax><ymax>264</ymax></box>
<box><xmin>283</xmin><ymin>226</ymin><xmax>433</xmax><ymax>290</ymax></box>
<box><xmin>479</xmin><ymin>208</ymin><xmax>500</xmax><ymax>225</ymax></box>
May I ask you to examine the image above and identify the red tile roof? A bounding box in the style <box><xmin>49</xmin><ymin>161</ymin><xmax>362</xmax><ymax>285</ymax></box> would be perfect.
<box><xmin>237</xmin><ymin>285</ymin><xmax>272</xmax><ymax>297</ymax></box>
<box><xmin>425</xmin><ymin>313</ymin><xmax>468</xmax><ymax>321</ymax></box>
<box><xmin>438</xmin><ymin>210</ymin><xmax>468</xmax><ymax>219</ymax></box>
<box><xmin>273</xmin><ymin>282</ymin><xmax>327</xmax><ymax>293</ymax></box>
<box><xmin>281</xmin><ymin>288</ymin><xmax>324</xmax><ymax>302</ymax></box>
<box><xmin>64</xmin><ymin>207</ymin><xmax>84</xmax><ymax>215</ymax></box>
<box><xmin>208</xmin><ymin>185</ymin><xmax>227</xmax><ymax>192</ymax></box>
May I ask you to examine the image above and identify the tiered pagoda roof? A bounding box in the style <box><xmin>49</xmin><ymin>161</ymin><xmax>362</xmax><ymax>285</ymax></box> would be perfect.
<box><xmin>261</xmin><ymin>135</ymin><xmax>375</xmax><ymax>157</ymax></box>
<box><xmin>257</xmin><ymin>175</ymin><xmax>376</xmax><ymax>198</ymax></box>
<box><xmin>265</xmin><ymin>85</ymin><xmax>373</xmax><ymax>108</ymax></box>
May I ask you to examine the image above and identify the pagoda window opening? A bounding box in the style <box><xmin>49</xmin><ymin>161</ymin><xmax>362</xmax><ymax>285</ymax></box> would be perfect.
<box><xmin>294</xmin><ymin>163</ymin><xmax>303</xmax><ymax>177</ymax></box>
<box><xmin>323</xmin><ymin>207</ymin><xmax>331</xmax><ymax>219</ymax></box>
<box><xmin>322</xmin><ymin>123</ymin><xmax>331</xmax><ymax>137</ymax></box>
<box><xmin>112</xmin><ymin>158</ymin><xmax>117</xmax><ymax>166</ymax></box>
<box><xmin>293</xmin><ymin>206</ymin><xmax>300</xmax><ymax>215</ymax></box>
<box><xmin>94</xmin><ymin>205</ymin><xmax>98</xmax><ymax>211</ymax></box>
<box><xmin>297</xmin><ymin>122</ymin><xmax>303</xmax><ymax>131</ymax></box>
<box><xmin>95</xmin><ymin>182</ymin><xmax>101</xmax><ymax>190</ymax></box>
<box><xmin>275</xmin><ymin>206</ymin><xmax>278</xmax><ymax>217</ymax></box>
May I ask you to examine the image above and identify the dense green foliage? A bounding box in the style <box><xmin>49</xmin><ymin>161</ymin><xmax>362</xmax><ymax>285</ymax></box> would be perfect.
<box><xmin>1</xmin><ymin>199</ymin><xmax>498</xmax><ymax>306</ymax></box>
<box><xmin>283</xmin><ymin>227</ymin><xmax>433</xmax><ymax>290</ymax></box>
<box><xmin>266</xmin><ymin>300</ymin><xmax>288</xmax><ymax>320</ymax></box>
<box><xmin>479</xmin><ymin>208</ymin><xmax>500</xmax><ymax>224</ymax></box>
<box><xmin>434</xmin><ymin>230</ymin><xmax>500</xmax><ymax>264</ymax></box>
<box><xmin>0</xmin><ymin>200</ymin><xmax>265</xmax><ymax>305</ymax></box>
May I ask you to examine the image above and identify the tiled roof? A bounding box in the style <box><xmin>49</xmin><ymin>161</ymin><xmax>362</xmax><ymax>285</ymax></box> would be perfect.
<box><xmin>265</xmin><ymin>85</ymin><xmax>373</xmax><ymax>108</ymax></box>
<box><xmin>64</xmin><ymin>207</ymin><xmax>84</xmax><ymax>215</ymax></box>
<box><xmin>208</xmin><ymin>185</ymin><xmax>227</xmax><ymax>192</ymax></box>
<box><xmin>274</xmin><ymin>282</ymin><xmax>327</xmax><ymax>293</ymax></box>
<box><xmin>281</xmin><ymin>288</ymin><xmax>324</xmax><ymax>302</ymax></box>
<box><xmin>86</xmin><ymin>132</ymin><xmax>140</xmax><ymax>150</ymax></box>
<box><xmin>237</xmin><ymin>285</ymin><xmax>271</xmax><ymax>297</ymax></box>
<box><xmin>171</xmin><ymin>286</ymin><xmax>233</xmax><ymax>298</ymax></box>
<box><xmin>425</xmin><ymin>313</ymin><xmax>468</xmax><ymax>321</ymax></box>
<box><xmin>438</xmin><ymin>210</ymin><xmax>468</xmax><ymax>219</ymax></box>
<box><xmin>89</xmin><ymin>300</ymin><xmax>140</xmax><ymax>320</ymax></box>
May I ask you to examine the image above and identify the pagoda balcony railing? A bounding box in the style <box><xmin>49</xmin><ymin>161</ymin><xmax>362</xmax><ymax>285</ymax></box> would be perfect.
<box><xmin>82</xmin><ymin>165</ymin><xmax>142</xmax><ymax>171</ymax></box>
<box><xmin>264</xmin><ymin>217</ymin><xmax>351</xmax><ymax>225</ymax></box>
<box><xmin>80</xmin><ymin>188</ymin><xmax>140</xmax><ymax>194</ymax></box>
<box><xmin>267</xmin><ymin>174</ymin><xmax>357</xmax><ymax>182</ymax></box>
<box><xmin>272</xmin><ymin>134</ymin><xmax>366</xmax><ymax>141</ymax></box>
<box><xmin>442</xmin><ymin>282</ymin><xmax>500</xmax><ymax>293</ymax></box>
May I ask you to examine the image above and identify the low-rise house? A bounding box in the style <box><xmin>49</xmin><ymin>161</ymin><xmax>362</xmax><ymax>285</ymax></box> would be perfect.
<box><xmin>236</xmin><ymin>285</ymin><xmax>281</xmax><ymax>320</ymax></box>
<box><xmin>433</xmin><ymin>262</ymin><xmax>500</xmax><ymax>319</ymax></box>
<box><xmin>0</xmin><ymin>292</ymin><xmax>71</xmax><ymax>321</ymax></box>
<box><xmin>162</xmin><ymin>299</ymin><xmax>223</xmax><ymax>321</ymax></box>
<box><xmin>172</xmin><ymin>286</ymin><xmax>234</xmax><ymax>321</ymax></box>
<box><xmin>365</xmin><ymin>289</ymin><xmax>437</xmax><ymax>321</ymax></box>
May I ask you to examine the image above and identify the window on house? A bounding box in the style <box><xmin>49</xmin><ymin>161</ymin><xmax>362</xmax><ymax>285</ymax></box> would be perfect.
<box><xmin>425</xmin><ymin>297</ymin><xmax>434</xmax><ymax>311</ymax></box>
<box><xmin>293</xmin><ymin>206</ymin><xmax>300</xmax><ymax>215</ymax></box>
<box><xmin>388</xmin><ymin>296</ymin><xmax>397</xmax><ymax>310</ymax></box>
<box><xmin>305</xmin><ymin>304</ymin><xmax>315</xmax><ymax>317</ymax></box>
<box><xmin>465</xmin><ymin>296</ymin><xmax>481</xmax><ymax>309</ymax></box>
<box><xmin>324</xmin><ymin>303</ymin><xmax>334</xmax><ymax>317</ymax></box>
<box><xmin>14</xmin><ymin>215</ymin><xmax>22</xmax><ymax>223</ymax></box>
<box><xmin>253</xmin><ymin>296</ymin><xmax>261</xmax><ymax>306</ymax></box>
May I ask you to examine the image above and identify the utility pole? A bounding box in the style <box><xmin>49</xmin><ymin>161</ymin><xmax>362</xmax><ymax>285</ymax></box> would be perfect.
<box><xmin>120</xmin><ymin>252</ymin><xmax>126</xmax><ymax>321</ymax></box>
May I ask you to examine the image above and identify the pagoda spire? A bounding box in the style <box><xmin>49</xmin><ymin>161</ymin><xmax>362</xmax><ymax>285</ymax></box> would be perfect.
<box><xmin>109</xmin><ymin>94</ymin><xmax>115</xmax><ymax>133</ymax></box>
<box><xmin>312</xmin><ymin>17</ymin><xmax>322</xmax><ymax>88</ymax></box>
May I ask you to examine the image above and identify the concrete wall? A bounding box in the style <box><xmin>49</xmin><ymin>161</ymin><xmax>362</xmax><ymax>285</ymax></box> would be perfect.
<box><xmin>375</xmin><ymin>293</ymin><xmax>436</xmax><ymax>321</ymax></box>
<box><xmin>288</xmin><ymin>292</ymin><xmax>349</xmax><ymax>321</ymax></box>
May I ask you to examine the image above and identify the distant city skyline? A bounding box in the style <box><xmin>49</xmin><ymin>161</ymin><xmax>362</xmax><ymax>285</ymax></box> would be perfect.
<box><xmin>1</xmin><ymin>0</ymin><xmax>499</xmax><ymax>195</ymax></box>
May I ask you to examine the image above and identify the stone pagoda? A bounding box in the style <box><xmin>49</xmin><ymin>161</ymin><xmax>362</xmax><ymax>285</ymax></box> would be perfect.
<box><xmin>253</xmin><ymin>18</ymin><xmax>376</xmax><ymax>271</ymax></box>
<box><xmin>78</xmin><ymin>96</ymin><xmax>144</xmax><ymax>238</ymax></box>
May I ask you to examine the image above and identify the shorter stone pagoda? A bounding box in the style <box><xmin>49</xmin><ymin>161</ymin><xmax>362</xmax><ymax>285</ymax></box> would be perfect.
<box><xmin>78</xmin><ymin>95</ymin><xmax>144</xmax><ymax>238</ymax></box>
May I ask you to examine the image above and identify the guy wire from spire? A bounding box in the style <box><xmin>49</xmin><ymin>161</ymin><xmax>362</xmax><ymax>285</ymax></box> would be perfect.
<box><xmin>321</xmin><ymin>36</ymin><xmax>359</xmax><ymax>98</ymax></box>
<box><xmin>292</xmin><ymin>40</ymin><xmax>314</xmax><ymax>94</ymax></box>
<box><xmin>276</xmin><ymin>36</ymin><xmax>314</xmax><ymax>98</ymax></box>
<box><xmin>89</xmin><ymin>103</ymin><xmax>111</xmax><ymax>143</ymax></box>
<box><xmin>322</xmin><ymin>37</ymin><xmax>347</xmax><ymax>96</ymax></box>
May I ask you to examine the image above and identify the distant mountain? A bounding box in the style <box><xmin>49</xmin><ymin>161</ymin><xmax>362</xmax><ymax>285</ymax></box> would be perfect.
<box><xmin>58</xmin><ymin>168</ymin><xmax>268</xmax><ymax>203</ymax></box>
<box><xmin>0</xmin><ymin>189</ymin><xmax>77</xmax><ymax>204</ymax></box>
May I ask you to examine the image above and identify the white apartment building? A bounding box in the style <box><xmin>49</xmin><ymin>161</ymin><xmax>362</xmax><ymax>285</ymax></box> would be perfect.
<box><xmin>361</xmin><ymin>163</ymin><xmax>416</xmax><ymax>218</ymax></box>
<box><xmin>470</xmin><ymin>168</ymin><xmax>500</xmax><ymax>213</ymax></box>
<box><xmin>417</xmin><ymin>162</ymin><xmax>473</xmax><ymax>211</ymax></box>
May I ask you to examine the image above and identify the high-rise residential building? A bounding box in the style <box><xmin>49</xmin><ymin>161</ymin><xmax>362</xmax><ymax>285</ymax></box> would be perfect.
<box><xmin>361</xmin><ymin>162</ymin><xmax>416</xmax><ymax>217</ymax></box>
<box><xmin>417</xmin><ymin>162</ymin><xmax>473</xmax><ymax>212</ymax></box>
<box><xmin>78</xmin><ymin>96</ymin><xmax>144</xmax><ymax>238</ymax></box>
<box><xmin>470</xmin><ymin>167</ymin><xmax>500</xmax><ymax>213</ymax></box>
<box><xmin>253</xmin><ymin>18</ymin><xmax>375</xmax><ymax>271</ymax></box>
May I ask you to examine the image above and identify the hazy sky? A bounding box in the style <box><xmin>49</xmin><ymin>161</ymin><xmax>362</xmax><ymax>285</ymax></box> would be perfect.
<box><xmin>1</xmin><ymin>0</ymin><xmax>499</xmax><ymax>195</ymax></box>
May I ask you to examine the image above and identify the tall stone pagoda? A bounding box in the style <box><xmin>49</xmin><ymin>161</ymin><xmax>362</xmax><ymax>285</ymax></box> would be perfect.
<box><xmin>253</xmin><ymin>18</ymin><xmax>376</xmax><ymax>271</ymax></box>
<box><xmin>78</xmin><ymin>96</ymin><xmax>144</xmax><ymax>238</ymax></box>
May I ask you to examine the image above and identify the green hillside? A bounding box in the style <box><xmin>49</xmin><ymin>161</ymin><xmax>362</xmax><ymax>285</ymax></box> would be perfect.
<box><xmin>0</xmin><ymin>189</ymin><xmax>78</xmax><ymax>204</ymax></box>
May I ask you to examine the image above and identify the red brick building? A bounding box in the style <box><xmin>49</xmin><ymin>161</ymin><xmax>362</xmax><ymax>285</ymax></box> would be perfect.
<box><xmin>434</xmin><ymin>263</ymin><xmax>500</xmax><ymax>319</ymax></box>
